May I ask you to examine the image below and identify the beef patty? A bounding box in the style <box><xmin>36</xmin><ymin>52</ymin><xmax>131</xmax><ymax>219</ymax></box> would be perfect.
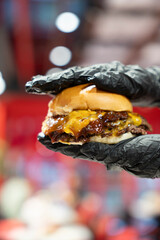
<box><xmin>43</xmin><ymin>110</ymin><xmax>152</xmax><ymax>144</ymax></box>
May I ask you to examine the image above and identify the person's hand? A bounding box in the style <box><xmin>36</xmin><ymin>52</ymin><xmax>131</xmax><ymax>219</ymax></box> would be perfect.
<box><xmin>26</xmin><ymin>61</ymin><xmax>160</xmax><ymax>106</ymax></box>
<box><xmin>26</xmin><ymin>61</ymin><xmax>160</xmax><ymax>178</ymax></box>
<box><xmin>38</xmin><ymin>133</ymin><xmax>160</xmax><ymax>178</ymax></box>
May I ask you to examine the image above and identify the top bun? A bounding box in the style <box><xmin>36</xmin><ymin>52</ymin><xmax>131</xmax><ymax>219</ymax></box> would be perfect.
<box><xmin>48</xmin><ymin>84</ymin><xmax>133</xmax><ymax>115</ymax></box>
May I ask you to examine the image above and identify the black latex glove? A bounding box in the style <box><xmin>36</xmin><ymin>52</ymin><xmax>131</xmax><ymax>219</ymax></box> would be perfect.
<box><xmin>26</xmin><ymin>61</ymin><xmax>160</xmax><ymax>106</ymax></box>
<box><xmin>26</xmin><ymin>61</ymin><xmax>160</xmax><ymax>178</ymax></box>
<box><xmin>38</xmin><ymin>133</ymin><xmax>160</xmax><ymax>178</ymax></box>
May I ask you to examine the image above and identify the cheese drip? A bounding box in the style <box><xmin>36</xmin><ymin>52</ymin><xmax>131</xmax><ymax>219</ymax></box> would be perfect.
<box><xmin>42</xmin><ymin>110</ymin><xmax>142</xmax><ymax>137</ymax></box>
<box><xmin>63</xmin><ymin>110</ymin><xmax>106</xmax><ymax>136</ymax></box>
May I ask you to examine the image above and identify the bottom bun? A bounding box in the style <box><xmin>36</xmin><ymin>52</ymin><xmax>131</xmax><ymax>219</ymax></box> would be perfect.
<box><xmin>59</xmin><ymin>132</ymin><xmax>135</xmax><ymax>145</ymax></box>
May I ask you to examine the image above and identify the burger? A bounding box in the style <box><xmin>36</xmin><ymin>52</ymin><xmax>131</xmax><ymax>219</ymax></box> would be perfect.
<box><xmin>42</xmin><ymin>84</ymin><xmax>152</xmax><ymax>145</ymax></box>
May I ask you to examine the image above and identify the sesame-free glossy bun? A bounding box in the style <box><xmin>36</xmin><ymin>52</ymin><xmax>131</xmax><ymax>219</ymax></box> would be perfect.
<box><xmin>48</xmin><ymin>84</ymin><xmax>133</xmax><ymax>115</ymax></box>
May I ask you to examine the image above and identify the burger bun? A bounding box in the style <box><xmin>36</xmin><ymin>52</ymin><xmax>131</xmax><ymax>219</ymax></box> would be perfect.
<box><xmin>48</xmin><ymin>84</ymin><xmax>133</xmax><ymax>115</ymax></box>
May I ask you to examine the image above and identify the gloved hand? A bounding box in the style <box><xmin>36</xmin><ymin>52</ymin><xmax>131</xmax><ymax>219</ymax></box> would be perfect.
<box><xmin>26</xmin><ymin>61</ymin><xmax>160</xmax><ymax>178</ymax></box>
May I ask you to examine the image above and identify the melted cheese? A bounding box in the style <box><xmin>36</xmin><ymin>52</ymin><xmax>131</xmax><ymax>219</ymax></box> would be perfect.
<box><xmin>128</xmin><ymin>112</ymin><xmax>142</xmax><ymax>126</ymax></box>
<box><xmin>42</xmin><ymin>110</ymin><xmax>142</xmax><ymax>137</ymax></box>
<box><xmin>109</xmin><ymin>113</ymin><xmax>142</xmax><ymax>136</ymax></box>
<box><xmin>64</xmin><ymin>110</ymin><xmax>106</xmax><ymax>136</ymax></box>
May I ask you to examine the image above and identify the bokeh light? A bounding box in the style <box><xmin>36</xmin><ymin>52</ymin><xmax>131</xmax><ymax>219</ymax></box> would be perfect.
<box><xmin>49</xmin><ymin>46</ymin><xmax>72</xmax><ymax>66</ymax></box>
<box><xmin>0</xmin><ymin>72</ymin><xmax>6</xmax><ymax>95</ymax></box>
<box><xmin>55</xmin><ymin>12</ymin><xmax>80</xmax><ymax>33</ymax></box>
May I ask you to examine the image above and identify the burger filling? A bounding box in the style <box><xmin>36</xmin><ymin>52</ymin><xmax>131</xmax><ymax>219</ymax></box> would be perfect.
<box><xmin>42</xmin><ymin>110</ymin><xmax>152</xmax><ymax>144</ymax></box>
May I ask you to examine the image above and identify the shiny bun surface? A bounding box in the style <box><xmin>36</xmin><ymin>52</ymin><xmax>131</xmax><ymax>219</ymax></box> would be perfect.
<box><xmin>48</xmin><ymin>84</ymin><xmax>133</xmax><ymax>115</ymax></box>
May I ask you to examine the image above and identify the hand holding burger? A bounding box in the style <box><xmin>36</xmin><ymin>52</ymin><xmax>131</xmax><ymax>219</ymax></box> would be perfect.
<box><xmin>26</xmin><ymin>61</ymin><xmax>160</xmax><ymax>178</ymax></box>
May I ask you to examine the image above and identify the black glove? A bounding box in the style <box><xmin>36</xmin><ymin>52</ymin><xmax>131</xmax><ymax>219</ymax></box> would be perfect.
<box><xmin>25</xmin><ymin>61</ymin><xmax>160</xmax><ymax>178</ymax></box>
<box><xmin>38</xmin><ymin>133</ymin><xmax>160</xmax><ymax>178</ymax></box>
<box><xmin>26</xmin><ymin>61</ymin><xmax>160</xmax><ymax>106</ymax></box>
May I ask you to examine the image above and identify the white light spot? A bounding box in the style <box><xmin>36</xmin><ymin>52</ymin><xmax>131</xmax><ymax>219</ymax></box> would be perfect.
<box><xmin>0</xmin><ymin>72</ymin><xmax>6</xmax><ymax>95</ymax></box>
<box><xmin>49</xmin><ymin>46</ymin><xmax>72</xmax><ymax>66</ymax></box>
<box><xmin>55</xmin><ymin>12</ymin><xmax>80</xmax><ymax>33</ymax></box>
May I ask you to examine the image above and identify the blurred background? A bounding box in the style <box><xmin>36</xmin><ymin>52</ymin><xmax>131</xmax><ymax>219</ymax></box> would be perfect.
<box><xmin>0</xmin><ymin>0</ymin><xmax>160</xmax><ymax>239</ymax></box>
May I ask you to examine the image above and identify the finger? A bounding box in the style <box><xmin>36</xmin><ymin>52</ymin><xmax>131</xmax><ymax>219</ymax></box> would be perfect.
<box><xmin>25</xmin><ymin>66</ymin><xmax>80</xmax><ymax>94</ymax></box>
<box><xmin>25</xmin><ymin>65</ymin><xmax>99</xmax><ymax>95</ymax></box>
<box><xmin>92</xmin><ymin>63</ymin><xmax>154</xmax><ymax>103</ymax></box>
<box><xmin>25</xmin><ymin>62</ymin><xmax>128</xmax><ymax>95</ymax></box>
<box><xmin>38</xmin><ymin>133</ymin><xmax>160</xmax><ymax>178</ymax></box>
<box><xmin>25</xmin><ymin>62</ymin><xmax>160</xmax><ymax>106</ymax></box>
<box><xmin>38</xmin><ymin>132</ymin><xmax>110</xmax><ymax>163</ymax></box>
<box><xmin>38</xmin><ymin>132</ymin><xmax>82</xmax><ymax>158</ymax></box>
<box><xmin>146</xmin><ymin>66</ymin><xmax>160</xmax><ymax>106</ymax></box>
<box><xmin>25</xmin><ymin>62</ymin><xmax>127</xmax><ymax>95</ymax></box>
<box><xmin>105</xmin><ymin>134</ymin><xmax>160</xmax><ymax>178</ymax></box>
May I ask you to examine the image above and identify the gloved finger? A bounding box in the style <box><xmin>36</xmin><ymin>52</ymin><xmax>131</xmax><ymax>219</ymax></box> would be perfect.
<box><xmin>38</xmin><ymin>132</ymin><xmax>160</xmax><ymax>178</ymax></box>
<box><xmin>146</xmin><ymin>66</ymin><xmax>160</xmax><ymax>106</ymax></box>
<box><xmin>25</xmin><ymin>61</ymin><xmax>160</xmax><ymax>106</ymax></box>
<box><xmin>105</xmin><ymin>134</ymin><xmax>160</xmax><ymax>178</ymax></box>
<box><xmin>92</xmin><ymin>63</ymin><xmax>160</xmax><ymax>105</ymax></box>
<box><xmin>38</xmin><ymin>132</ymin><xmax>111</xmax><ymax>163</ymax></box>
<box><xmin>25</xmin><ymin>61</ymin><xmax>139</xmax><ymax>96</ymax></box>
<box><xmin>25</xmin><ymin>65</ymin><xmax>93</xmax><ymax>95</ymax></box>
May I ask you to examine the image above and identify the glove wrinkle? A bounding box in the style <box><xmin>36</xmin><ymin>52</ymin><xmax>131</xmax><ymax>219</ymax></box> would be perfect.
<box><xmin>80</xmin><ymin>142</ymin><xmax>111</xmax><ymax>162</ymax></box>
<box><xmin>25</xmin><ymin>61</ymin><xmax>160</xmax><ymax>106</ymax></box>
<box><xmin>106</xmin><ymin>135</ymin><xmax>160</xmax><ymax>178</ymax></box>
<box><xmin>38</xmin><ymin>132</ymin><xmax>160</xmax><ymax>178</ymax></box>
